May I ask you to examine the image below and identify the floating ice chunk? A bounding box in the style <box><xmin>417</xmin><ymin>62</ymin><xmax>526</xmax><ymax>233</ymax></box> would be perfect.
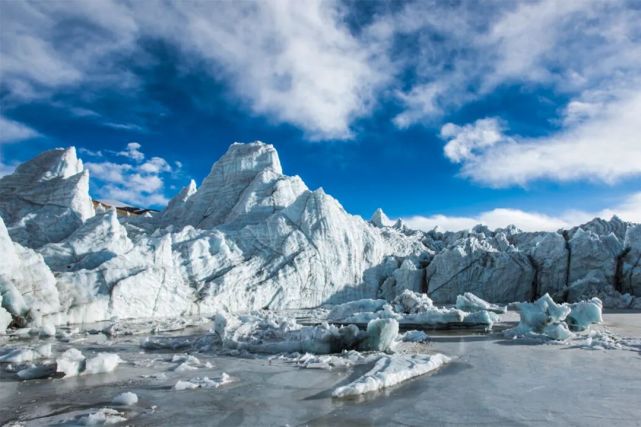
<box><xmin>56</xmin><ymin>348</ymin><xmax>86</xmax><ymax>377</ymax></box>
<box><xmin>84</xmin><ymin>353</ymin><xmax>121</xmax><ymax>375</ymax></box>
<box><xmin>219</xmin><ymin>312</ymin><xmax>399</xmax><ymax>354</ymax></box>
<box><xmin>0</xmin><ymin>343</ymin><xmax>49</xmax><ymax>364</ymax></box>
<box><xmin>174</xmin><ymin>379</ymin><xmax>199</xmax><ymax>390</ymax></box>
<box><xmin>172</xmin><ymin>354</ymin><xmax>203</xmax><ymax>372</ymax></box>
<box><xmin>0</xmin><ymin>348</ymin><xmax>34</xmax><ymax>363</ymax></box>
<box><xmin>566</xmin><ymin>298</ymin><xmax>603</xmax><ymax>331</ymax></box>
<box><xmin>17</xmin><ymin>363</ymin><xmax>57</xmax><ymax>380</ymax></box>
<box><xmin>332</xmin><ymin>353</ymin><xmax>450</xmax><ymax>398</ymax></box>
<box><xmin>339</xmin><ymin>304</ymin><xmax>399</xmax><ymax>324</ymax></box>
<box><xmin>393</xmin><ymin>290</ymin><xmax>433</xmax><ymax>314</ymax></box>
<box><xmin>363</xmin><ymin>319</ymin><xmax>398</xmax><ymax>352</ymax></box>
<box><xmin>506</xmin><ymin>293</ymin><xmax>571</xmax><ymax>337</ymax></box>
<box><xmin>81</xmin><ymin>408</ymin><xmax>127</xmax><ymax>425</ymax></box>
<box><xmin>505</xmin><ymin>294</ymin><xmax>601</xmax><ymax>341</ymax></box>
<box><xmin>112</xmin><ymin>392</ymin><xmax>138</xmax><ymax>406</ymax></box>
<box><xmin>327</xmin><ymin>299</ymin><xmax>388</xmax><ymax>321</ymax></box>
<box><xmin>462</xmin><ymin>310</ymin><xmax>501</xmax><ymax>328</ymax></box>
<box><xmin>401</xmin><ymin>307</ymin><xmax>466</xmax><ymax>325</ymax></box>
<box><xmin>542</xmin><ymin>323</ymin><xmax>574</xmax><ymax>341</ymax></box>
<box><xmin>456</xmin><ymin>292</ymin><xmax>507</xmax><ymax>314</ymax></box>
<box><xmin>400</xmin><ymin>330</ymin><xmax>430</xmax><ymax>343</ymax></box>
<box><xmin>174</xmin><ymin>373</ymin><xmax>233</xmax><ymax>391</ymax></box>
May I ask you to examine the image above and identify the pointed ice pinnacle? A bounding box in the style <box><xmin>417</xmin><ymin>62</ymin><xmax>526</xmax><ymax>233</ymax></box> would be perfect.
<box><xmin>0</xmin><ymin>147</ymin><xmax>94</xmax><ymax>247</ymax></box>
<box><xmin>370</xmin><ymin>208</ymin><xmax>392</xmax><ymax>228</ymax></box>
<box><xmin>157</xmin><ymin>141</ymin><xmax>307</xmax><ymax>230</ymax></box>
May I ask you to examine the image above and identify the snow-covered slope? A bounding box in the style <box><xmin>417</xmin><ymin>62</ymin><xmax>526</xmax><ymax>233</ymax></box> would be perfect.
<box><xmin>0</xmin><ymin>141</ymin><xmax>639</xmax><ymax>332</ymax></box>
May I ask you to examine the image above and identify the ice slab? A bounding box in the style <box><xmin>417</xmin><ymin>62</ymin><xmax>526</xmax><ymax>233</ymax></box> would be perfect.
<box><xmin>332</xmin><ymin>353</ymin><xmax>450</xmax><ymax>398</ymax></box>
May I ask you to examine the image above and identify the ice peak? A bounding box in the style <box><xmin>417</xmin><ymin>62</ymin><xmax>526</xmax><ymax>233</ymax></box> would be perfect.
<box><xmin>213</xmin><ymin>141</ymin><xmax>282</xmax><ymax>176</ymax></box>
<box><xmin>179</xmin><ymin>179</ymin><xmax>198</xmax><ymax>201</ymax></box>
<box><xmin>371</xmin><ymin>208</ymin><xmax>391</xmax><ymax>228</ymax></box>
<box><xmin>11</xmin><ymin>146</ymin><xmax>85</xmax><ymax>182</ymax></box>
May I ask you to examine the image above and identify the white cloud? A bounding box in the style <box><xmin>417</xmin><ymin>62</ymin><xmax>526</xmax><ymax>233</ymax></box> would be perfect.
<box><xmin>85</xmin><ymin>142</ymin><xmax>177</xmax><ymax>207</ymax></box>
<box><xmin>139</xmin><ymin>157</ymin><xmax>171</xmax><ymax>174</ymax></box>
<box><xmin>401</xmin><ymin>192</ymin><xmax>641</xmax><ymax>232</ymax></box>
<box><xmin>0</xmin><ymin>0</ymin><xmax>385</xmax><ymax>140</ymax></box>
<box><xmin>0</xmin><ymin>115</ymin><xmax>39</xmax><ymax>143</ymax></box>
<box><xmin>117</xmin><ymin>142</ymin><xmax>144</xmax><ymax>162</ymax></box>
<box><xmin>443</xmin><ymin>92</ymin><xmax>641</xmax><ymax>187</ymax></box>
<box><xmin>383</xmin><ymin>0</ymin><xmax>641</xmax><ymax>127</ymax></box>
<box><xmin>441</xmin><ymin>118</ymin><xmax>506</xmax><ymax>163</ymax></box>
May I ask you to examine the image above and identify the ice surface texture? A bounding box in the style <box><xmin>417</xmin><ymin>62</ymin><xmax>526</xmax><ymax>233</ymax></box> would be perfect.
<box><xmin>1</xmin><ymin>142</ymin><xmax>640</xmax><ymax>332</ymax></box>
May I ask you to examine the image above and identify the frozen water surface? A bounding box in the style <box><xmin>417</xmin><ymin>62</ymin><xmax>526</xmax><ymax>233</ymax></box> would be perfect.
<box><xmin>1</xmin><ymin>311</ymin><xmax>640</xmax><ymax>426</ymax></box>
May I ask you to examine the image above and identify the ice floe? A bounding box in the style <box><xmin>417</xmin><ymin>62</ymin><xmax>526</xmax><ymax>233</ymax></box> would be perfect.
<box><xmin>332</xmin><ymin>353</ymin><xmax>450</xmax><ymax>398</ymax></box>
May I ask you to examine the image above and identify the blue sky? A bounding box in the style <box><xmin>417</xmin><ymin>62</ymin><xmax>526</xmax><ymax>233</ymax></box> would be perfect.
<box><xmin>1</xmin><ymin>0</ymin><xmax>640</xmax><ymax>231</ymax></box>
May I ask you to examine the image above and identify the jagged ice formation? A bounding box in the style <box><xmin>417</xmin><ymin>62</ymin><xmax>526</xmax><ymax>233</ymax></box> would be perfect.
<box><xmin>0</xmin><ymin>142</ymin><xmax>639</xmax><ymax>332</ymax></box>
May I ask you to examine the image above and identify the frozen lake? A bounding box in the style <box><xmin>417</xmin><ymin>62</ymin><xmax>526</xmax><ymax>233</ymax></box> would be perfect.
<box><xmin>1</xmin><ymin>311</ymin><xmax>640</xmax><ymax>426</ymax></box>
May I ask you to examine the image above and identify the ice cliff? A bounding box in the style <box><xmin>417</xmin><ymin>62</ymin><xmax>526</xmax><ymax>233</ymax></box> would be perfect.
<box><xmin>0</xmin><ymin>142</ymin><xmax>639</xmax><ymax>332</ymax></box>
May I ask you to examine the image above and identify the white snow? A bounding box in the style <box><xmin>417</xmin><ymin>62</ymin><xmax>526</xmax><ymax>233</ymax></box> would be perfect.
<box><xmin>332</xmin><ymin>353</ymin><xmax>451</xmax><ymax>398</ymax></box>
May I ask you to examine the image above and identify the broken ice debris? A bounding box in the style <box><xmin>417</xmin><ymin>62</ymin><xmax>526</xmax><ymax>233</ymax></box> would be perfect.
<box><xmin>55</xmin><ymin>348</ymin><xmax>121</xmax><ymax>377</ymax></box>
<box><xmin>327</xmin><ymin>291</ymin><xmax>503</xmax><ymax>329</ymax></box>
<box><xmin>174</xmin><ymin>373</ymin><xmax>233</xmax><ymax>390</ymax></box>
<box><xmin>505</xmin><ymin>293</ymin><xmax>603</xmax><ymax>341</ymax></box>
<box><xmin>214</xmin><ymin>311</ymin><xmax>399</xmax><ymax>354</ymax></box>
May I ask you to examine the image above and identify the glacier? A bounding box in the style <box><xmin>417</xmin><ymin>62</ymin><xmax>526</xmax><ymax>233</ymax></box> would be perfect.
<box><xmin>1</xmin><ymin>141</ymin><xmax>640</xmax><ymax>333</ymax></box>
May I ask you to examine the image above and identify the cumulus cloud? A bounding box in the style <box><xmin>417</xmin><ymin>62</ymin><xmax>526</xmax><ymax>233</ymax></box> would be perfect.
<box><xmin>401</xmin><ymin>191</ymin><xmax>641</xmax><ymax>232</ymax></box>
<box><xmin>85</xmin><ymin>142</ymin><xmax>180</xmax><ymax>207</ymax></box>
<box><xmin>0</xmin><ymin>115</ymin><xmax>39</xmax><ymax>143</ymax></box>
<box><xmin>441</xmin><ymin>118</ymin><xmax>506</xmax><ymax>163</ymax></box>
<box><xmin>117</xmin><ymin>142</ymin><xmax>144</xmax><ymax>162</ymax></box>
<box><xmin>441</xmin><ymin>92</ymin><xmax>641</xmax><ymax>186</ymax></box>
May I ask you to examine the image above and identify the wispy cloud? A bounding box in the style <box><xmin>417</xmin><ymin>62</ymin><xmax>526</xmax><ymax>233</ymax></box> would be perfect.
<box><xmin>402</xmin><ymin>191</ymin><xmax>641</xmax><ymax>232</ymax></box>
<box><xmin>0</xmin><ymin>0</ymin><xmax>385</xmax><ymax>140</ymax></box>
<box><xmin>0</xmin><ymin>115</ymin><xmax>40</xmax><ymax>144</ymax></box>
